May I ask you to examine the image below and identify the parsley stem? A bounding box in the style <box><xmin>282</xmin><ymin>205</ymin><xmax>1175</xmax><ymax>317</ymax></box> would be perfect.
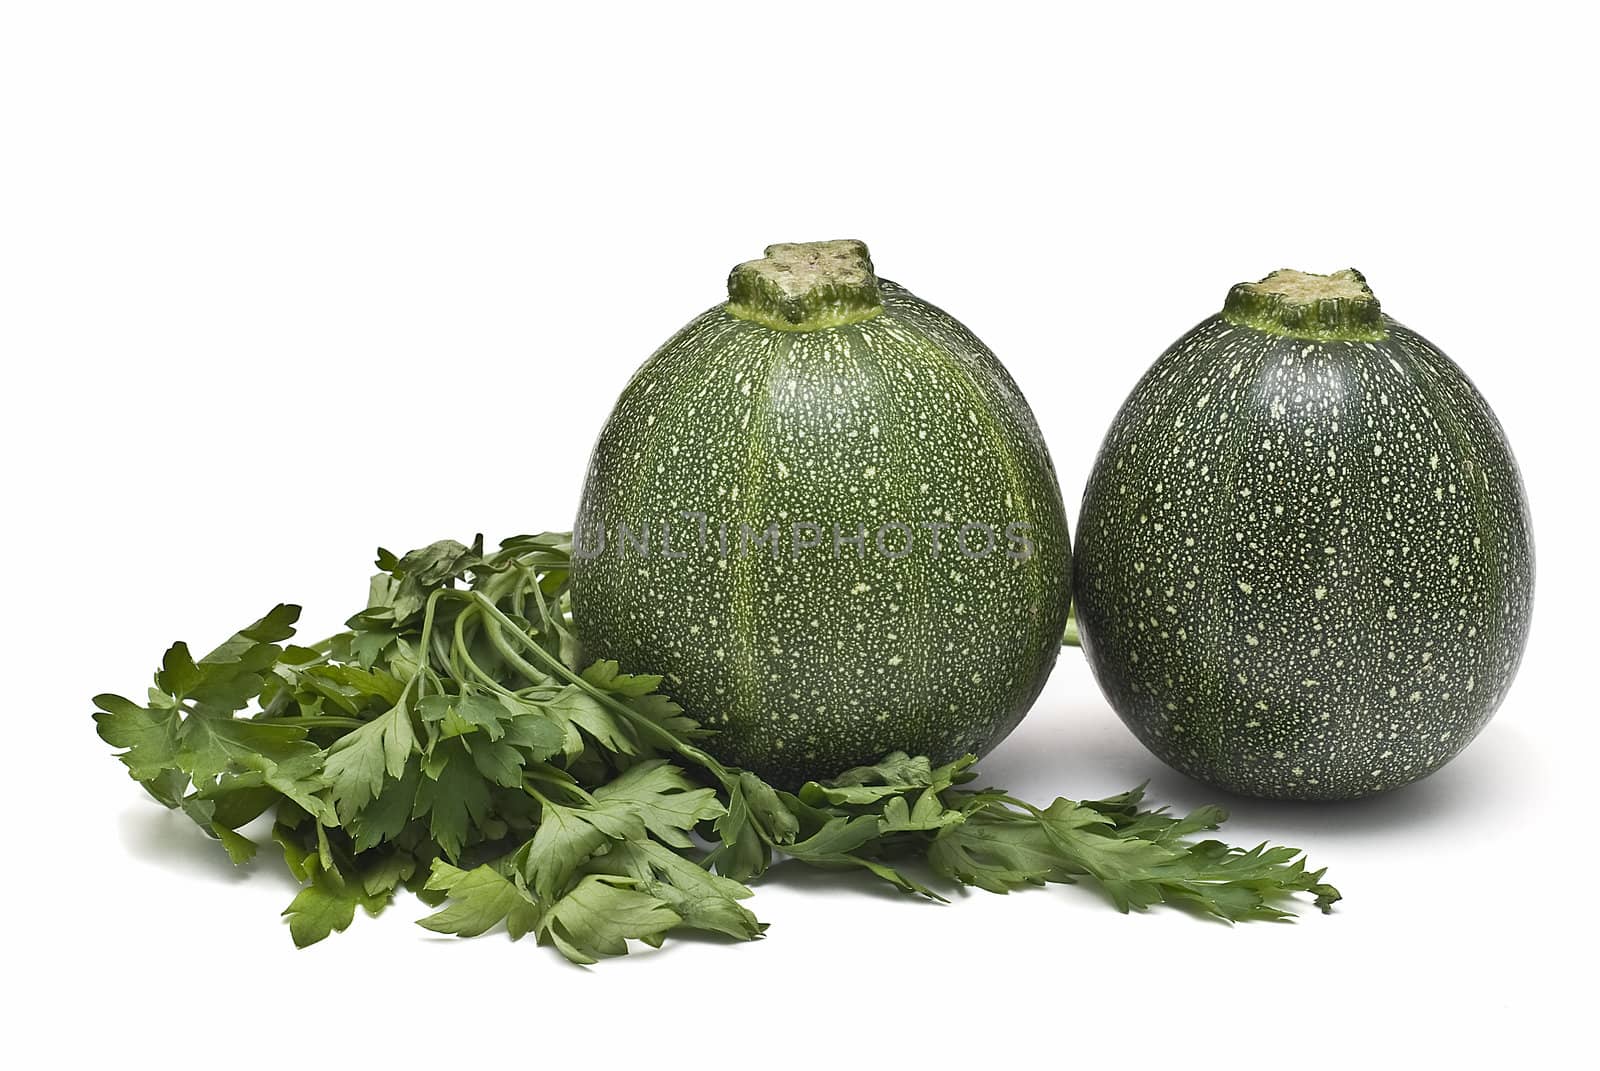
<box><xmin>412</xmin><ymin>590</ymin><xmax>448</xmax><ymax>702</ymax></box>
<box><xmin>524</xmin><ymin>765</ymin><xmax>596</xmax><ymax>805</ymax></box>
<box><xmin>522</xmin><ymin>564</ymin><xmax>578</xmax><ymax>652</ymax></box>
<box><xmin>429</xmin><ymin>628</ymin><xmax>464</xmax><ymax>685</ymax></box>
<box><xmin>468</xmin><ymin>591</ymin><xmax>738</xmax><ymax>788</ymax></box>
<box><xmin>256</xmin><ymin>714</ymin><xmax>368</xmax><ymax>729</ymax></box>
<box><xmin>451</xmin><ymin>607</ymin><xmax>526</xmax><ymax>700</ymax></box>
<box><xmin>1061</xmin><ymin>606</ymin><xmax>1081</xmax><ymax>647</ymax></box>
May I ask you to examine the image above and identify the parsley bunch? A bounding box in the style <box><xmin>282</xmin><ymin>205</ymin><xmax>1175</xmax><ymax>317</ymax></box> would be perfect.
<box><xmin>95</xmin><ymin>534</ymin><xmax>1340</xmax><ymax>962</ymax></box>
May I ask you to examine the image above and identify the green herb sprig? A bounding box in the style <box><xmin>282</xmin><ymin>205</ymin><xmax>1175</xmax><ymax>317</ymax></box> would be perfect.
<box><xmin>95</xmin><ymin>534</ymin><xmax>1340</xmax><ymax>962</ymax></box>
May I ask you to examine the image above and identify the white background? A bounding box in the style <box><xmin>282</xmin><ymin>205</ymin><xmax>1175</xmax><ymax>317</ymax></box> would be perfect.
<box><xmin>4</xmin><ymin>1</ymin><xmax>1595</xmax><ymax>1065</ymax></box>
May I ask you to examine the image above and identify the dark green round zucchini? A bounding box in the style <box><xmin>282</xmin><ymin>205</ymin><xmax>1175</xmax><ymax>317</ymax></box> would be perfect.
<box><xmin>571</xmin><ymin>241</ymin><xmax>1071</xmax><ymax>787</ymax></box>
<box><xmin>1073</xmin><ymin>269</ymin><xmax>1533</xmax><ymax>800</ymax></box>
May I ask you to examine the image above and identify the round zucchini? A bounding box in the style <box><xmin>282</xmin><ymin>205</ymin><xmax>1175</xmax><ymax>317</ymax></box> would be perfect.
<box><xmin>572</xmin><ymin>241</ymin><xmax>1072</xmax><ymax>786</ymax></box>
<box><xmin>1073</xmin><ymin>269</ymin><xmax>1533</xmax><ymax>800</ymax></box>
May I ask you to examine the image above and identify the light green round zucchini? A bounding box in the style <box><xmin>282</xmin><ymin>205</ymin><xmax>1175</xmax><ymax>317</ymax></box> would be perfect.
<box><xmin>572</xmin><ymin>241</ymin><xmax>1071</xmax><ymax>786</ymax></box>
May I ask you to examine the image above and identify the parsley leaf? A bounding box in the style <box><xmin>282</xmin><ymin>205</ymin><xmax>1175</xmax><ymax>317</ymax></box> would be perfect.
<box><xmin>537</xmin><ymin>875</ymin><xmax>681</xmax><ymax>964</ymax></box>
<box><xmin>323</xmin><ymin>699</ymin><xmax>417</xmax><ymax>821</ymax></box>
<box><xmin>419</xmin><ymin>861</ymin><xmax>540</xmax><ymax>939</ymax></box>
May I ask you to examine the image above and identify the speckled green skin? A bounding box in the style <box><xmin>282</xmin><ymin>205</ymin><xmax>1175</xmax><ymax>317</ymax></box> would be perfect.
<box><xmin>1074</xmin><ymin>313</ymin><xmax>1533</xmax><ymax>800</ymax></box>
<box><xmin>571</xmin><ymin>281</ymin><xmax>1071</xmax><ymax>787</ymax></box>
